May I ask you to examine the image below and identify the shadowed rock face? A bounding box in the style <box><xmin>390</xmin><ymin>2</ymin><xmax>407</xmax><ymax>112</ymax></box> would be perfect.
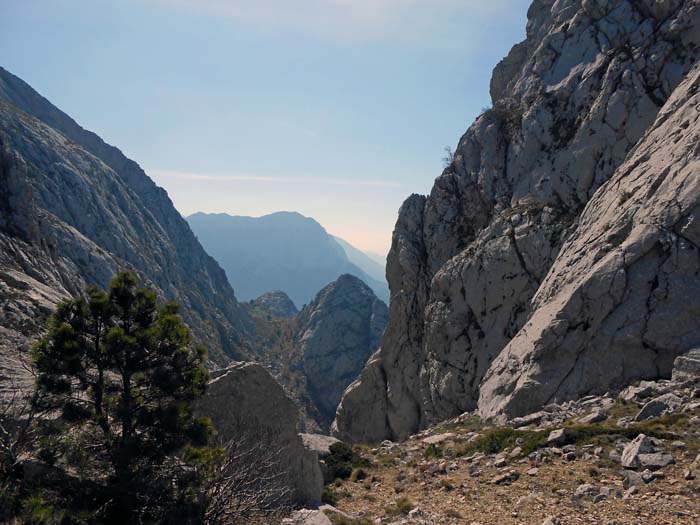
<box><xmin>196</xmin><ymin>363</ymin><xmax>323</xmax><ymax>505</ymax></box>
<box><xmin>0</xmin><ymin>66</ymin><xmax>253</xmax><ymax>372</ymax></box>
<box><xmin>296</xmin><ymin>274</ymin><xmax>388</xmax><ymax>427</ymax></box>
<box><xmin>334</xmin><ymin>0</ymin><xmax>700</xmax><ymax>443</ymax></box>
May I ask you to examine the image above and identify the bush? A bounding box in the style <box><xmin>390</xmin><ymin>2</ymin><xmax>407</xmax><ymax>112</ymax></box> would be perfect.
<box><xmin>322</xmin><ymin>486</ymin><xmax>338</xmax><ymax>506</ymax></box>
<box><xmin>325</xmin><ymin>442</ymin><xmax>369</xmax><ymax>481</ymax></box>
<box><xmin>424</xmin><ymin>443</ymin><xmax>443</xmax><ymax>459</ymax></box>
<box><xmin>384</xmin><ymin>497</ymin><xmax>414</xmax><ymax>517</ymax></box>
<box><xmin>350</xmin><ymin>467</ymin><xmax>368</xmax><ymax>482</ymax></box>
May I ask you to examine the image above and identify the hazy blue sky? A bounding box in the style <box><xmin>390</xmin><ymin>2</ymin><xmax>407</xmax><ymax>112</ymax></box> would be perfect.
<box><xmin>1</xmin><ymin>0</ymin><xmax>529</xmax><ymax>254</ymax></box>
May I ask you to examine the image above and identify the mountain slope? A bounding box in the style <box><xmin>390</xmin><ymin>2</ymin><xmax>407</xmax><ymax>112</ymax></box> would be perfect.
<box><xmin>0</xmin><ymin>67</ymin><xmax>252</xmax><ymax>371</ymax></box>
<box><xmin>187</xmin><ymin>211</ymin><xmax>389</xmax><ymax>305</ymax></box>
<box><xmin>332</xmin><ymin>235</ymin><xmax>386</xmax><ymax>285</ymax></box>
<box><xmin>333</xmin><ymin>0</ymin><xmax>700</xmax><ymax>443</ymax></box>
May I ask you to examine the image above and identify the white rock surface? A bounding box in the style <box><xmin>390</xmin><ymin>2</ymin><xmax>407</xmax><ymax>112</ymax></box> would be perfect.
<box><xmin>335</xmin><ymin>0</ymin><xmax>700</xmax><ymax>442</ymax></box>
<box><xmin>480</xmin><ymin>63</ymin><xmax>700</xmax><ymax>420</ymax></box>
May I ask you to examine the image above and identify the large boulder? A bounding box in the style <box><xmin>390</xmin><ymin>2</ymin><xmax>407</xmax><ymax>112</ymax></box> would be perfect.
<box><xmin>196</xmin><ymin>362</ymin><xmax>323</xmax><ymax>505</ymax></box>
<box><xmin>335</xmin><ymin>0</ymin><xmax>700</xmax><ymax>442</ymax></box>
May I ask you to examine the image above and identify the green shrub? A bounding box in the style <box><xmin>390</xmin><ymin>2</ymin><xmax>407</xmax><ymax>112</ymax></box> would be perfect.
<box><xmin>424</xmin><ymin>443</ymin><xmax>443</xmax><ymax>459</ymax></box>
<box><xmin>322</xmin><ymin>486</ymin><xmax>338</xmax><ymax>506</ymax></box>
<box><xmin>325</xmin><ymin>442</ymin><xmax>369</xmax><ymax>481</ymax></box>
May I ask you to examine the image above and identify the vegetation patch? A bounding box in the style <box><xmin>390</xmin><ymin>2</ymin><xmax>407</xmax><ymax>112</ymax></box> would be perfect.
<box><xmin>325</xmin><ymin>442</ymin><xmax>371</xmax><ymax>481</ymax></box>
<box><xmin>384</xmin><ymin>497</ymin><xmax>415</xmax><ymax>517</ymax></box>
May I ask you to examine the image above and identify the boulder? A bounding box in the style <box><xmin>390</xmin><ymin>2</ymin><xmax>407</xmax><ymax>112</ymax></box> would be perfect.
<box><xmin>634</xmin><ymin>393</ymin><xmax>683</xmax><ymax>421</ymax></box>
<box><xmin>621</xmin><ymin>434</ymin><xmax>656</xmax><ymax>469</ymax></box>
<box><xmin>197</xmin><ymin>362</ymin><xmax>323</xmax><ymax>504</ymax></box>
<box><xmin>672</xmin><ymin>348</ymin><xmax>700</xmax><ymax>382</ymax></box>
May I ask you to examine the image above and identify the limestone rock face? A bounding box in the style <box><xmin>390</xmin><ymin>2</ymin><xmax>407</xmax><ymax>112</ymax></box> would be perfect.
<box><xmin>335</xmin><ymin>0</ymin><xmax>700</xmax><ymax>442</ymax></box>
<box><xmin>297</xmin><ymin>274</ymin><xmax>388</xmax><ymax>427</ymax></box>
<box><xmin>480</xmin><ymin>65</ymin><xmax>700</xmax><ymax>420</ymax></box>
<box><xmin>0</xmin><ymin>67</ymin><xmax>252</xmax><ymax>368</ymax></box>
<box><xmin>196</xmin><ymin>363</ymin><xmax>323</xmax><ymax>505</ymax></box>
<box><xmin>253</xmin><ymin>291</ymin><xmax>299</xmax><ymax>318</ymax></box>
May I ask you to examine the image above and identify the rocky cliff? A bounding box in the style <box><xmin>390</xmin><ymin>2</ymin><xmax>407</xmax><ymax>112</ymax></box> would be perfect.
<box><xmin>296</xmin><ymin>274</ymin><xmax>388</xmax><ymax>427</ymax></box>
<box><xmin>0</xmin><ymin>66</ymin><xmax>252</xmax><ymax>373</ymax></box>
<box><xmin>480</xmin><ymin>63</ymin><xmax>700</xmax><ymax>421</ymax></box>
<box><xmin>334</xmin><ymin>0</ymin><xmax>700</xmax><ymax>443</ymax></box>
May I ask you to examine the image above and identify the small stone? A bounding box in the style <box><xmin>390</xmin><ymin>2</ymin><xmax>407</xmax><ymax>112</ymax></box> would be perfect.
<box><xmin>494</xmin><ymin>457</ymin><xmax>507</xmax><ymax>468</ymax></box>
<box><xmin>621</xmin><ymin>434</ymin><xmax>655</xmax><ymax>469</ymax></box>
<box><xmin>622</xmin><ymin>470</ymin><xmax>644</xmax><ymax>488</ymax></box>
<box><xmin>684</xmin><ymin>469</ymin><xmax>695</xmax><ymax>480</ymax></box>
<box><xmin>547</xmin><ymin>428</ymin><xmax>569</xmax><ymax>445</ymax></box>
<box><xmin>542</xmin><ymin>518</ymin><xmax>560</xmax><ymax>525</ymax></box>
<box><xmin>573</xmin><ymin>483</ymin><xmax>598</xmax><ymax>500</ymax></box>
<box><xmin>564</xmin><ymin>451</ymin><xmax>577</xmax><ymax>461</ymax></box>
<box><xmin>623</xmin><ymin>486</ymin><xmax>638</xmax><ymax>499</ymax></box>
<box><xmin>578</xmin><ymin>410</ymin><xmax>608</xmax><ymax>424</ymax></box>
<box><xmin>593</xmin><ymin>493</ymin><xmax>608</xmax><ymax>504</ymax></box>
<box><xmin>527</xmin><ymin>467</ymin><xmax>539</xmax><ymax>476</ymax></box>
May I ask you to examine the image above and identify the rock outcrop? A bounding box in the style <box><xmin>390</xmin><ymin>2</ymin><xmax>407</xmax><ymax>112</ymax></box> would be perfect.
<box><xmin>196</xmin><ymin>362</ymin><xmax>324</xmax><ymax>504</ymax></box>
<box><xmin>297</xmin><ymin>274</ymin><xmax>388</xmax><ymax>427</ymax></box>
<box><xmin>479</xmin><ymin>64</ymin><xmax>700</xmax><ymax>420</ymax></box>
<box><xmin>334</xmin><ymin>0</ymin><xmax>700</xmax><ymax>443</ymax></box>
<box><xmin>252</xmin><ymin>291</ymin><xmax>299</xmax><ymax>318</ymax></box>
<box><xmin>0</xmin><ymin>67</ymin><xmax>252</xmax><ymax>369</ymax></box>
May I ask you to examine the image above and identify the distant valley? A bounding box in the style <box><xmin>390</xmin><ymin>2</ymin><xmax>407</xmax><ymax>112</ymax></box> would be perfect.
<box><xmin>187</xmin><ymin>211</ymin><xmax>389</xmax><ymax>307</ymax></box>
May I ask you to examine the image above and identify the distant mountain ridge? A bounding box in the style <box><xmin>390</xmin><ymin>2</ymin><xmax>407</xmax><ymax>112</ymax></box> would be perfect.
<box><xmin>187</xmin><ymin>211</ymin><xmax>389</xmax><ymax>306</ymax></box>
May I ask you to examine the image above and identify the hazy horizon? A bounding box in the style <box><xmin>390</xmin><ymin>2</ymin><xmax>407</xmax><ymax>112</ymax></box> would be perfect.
<box><xmin>1</xmin><ymin>0</ymin><xmax>530</xmax><ymax>254</ymax></box>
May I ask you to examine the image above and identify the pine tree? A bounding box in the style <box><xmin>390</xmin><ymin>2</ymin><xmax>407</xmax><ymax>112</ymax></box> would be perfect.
<box><xmin>32</xmin><ymin>271</ymin><xmax>213</xmax><ymax>523</ymax></box>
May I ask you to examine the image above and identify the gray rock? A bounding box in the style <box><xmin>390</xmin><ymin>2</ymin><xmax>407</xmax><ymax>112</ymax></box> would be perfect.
<box><xmin>638</xmin><ymin>452</ymin><xmax>675</xmax><ymax>470</ymax></box>
<box><xmin>578</xmin><ymin>410</ymin><xmax>608</xmax><ymax>424</ymax></box>
<box><xmin>480</xmin><ymin>61</ymin><xmax>700</xmax><ymax>421</ymax></box>
<box><xmin>300</xmin><ymin>433</ymin><xmax>341</xmax><ymax>459</ymax></box>
<box><xmin>622</xmin><ymin>470</ymin><xmax>644</xmax><ymax>488</ymax></box>
<box><xmin>297</xmin><ymin>274</ymin><xmax>387</xmax><ymax>429</ymax></box>
<box><xmin>672</xmin><ymin>348</ymin><xmax>700</xmax><ymax>382</ymax></box>
<box><xmin>251</xmin><ymin>291</ymin><xmax>298</xmax><ymax>318</ymax></box>
<box><xmin>573</xmin><ymin>483</ymin><xmax>599</xmax><ymax>500</ymax></box>
<box><xmin>196</xmin><ymin>363</ymin><xmax>323</xmax><ymax>505</ymax></box>
<box><xmin>634</xmin><ymin>394</ymin><xmax>683</xmax><ymax>421</ymax></box>
<box><xmin>547</xmin><ymin>429</ymin><xmax>569</xmax><ymax>445</ymax></box>
<box><xmin>621</xmin><ymin>434</ymin><xmax>655</xmax><ymax>469</ymax></box>
<box><xmin>335</xmin><ymin>0</ymin><xmax>700</xmax><ymax>441</ymax></box>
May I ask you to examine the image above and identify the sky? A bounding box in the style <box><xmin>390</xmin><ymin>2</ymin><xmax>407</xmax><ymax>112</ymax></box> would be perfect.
<box><xmin>1</xmin><ymin>0</ymin><xmax>530</xmax><ymax>255</ymax></box>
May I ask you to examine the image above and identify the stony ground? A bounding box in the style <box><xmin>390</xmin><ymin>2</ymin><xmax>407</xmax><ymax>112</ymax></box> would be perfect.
<box><xmin>316</xmin><ymin>376</ymin><xmax>700</xmax><ymax>525</ymax></box>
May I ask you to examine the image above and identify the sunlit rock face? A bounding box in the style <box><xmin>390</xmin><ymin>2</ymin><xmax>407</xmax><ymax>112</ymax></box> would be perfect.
<box><xmin>0</xmin><ymin>66</ymin><xmax>254</xmax><ymax>374</ymax></box>
<box><xmin>333</xmin><ymin>0</ymin><xmax>700</xmax><ymax>443</ymax></box>
<box><xmin>480</xmin><ymin>64</ymin><xmax>700</xmax><ymax>421</ymax></box>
